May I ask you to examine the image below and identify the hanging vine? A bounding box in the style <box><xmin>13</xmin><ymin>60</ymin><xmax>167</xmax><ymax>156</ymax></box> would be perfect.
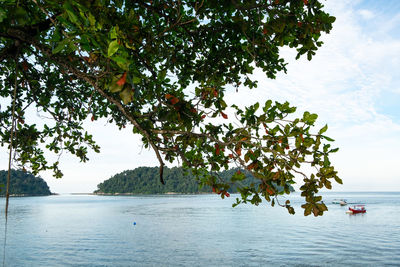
<box><xmin>2</xmin><ymin>43</ymin><xmax>19</xmax><ymax>267</ymax></box>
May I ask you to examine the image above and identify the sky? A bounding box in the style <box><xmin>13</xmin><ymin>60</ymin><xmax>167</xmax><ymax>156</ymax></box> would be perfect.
<box><xmin>1</xmin><ymin>0</ymin><xmax>399</xmax><ymax>193</ymax></box>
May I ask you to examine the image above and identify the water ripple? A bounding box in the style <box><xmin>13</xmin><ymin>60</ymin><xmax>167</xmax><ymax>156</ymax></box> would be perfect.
<box><xmin>1</xmin><ymin>193</ymin><xmax>399</xmax><ymax>266</ymax></box>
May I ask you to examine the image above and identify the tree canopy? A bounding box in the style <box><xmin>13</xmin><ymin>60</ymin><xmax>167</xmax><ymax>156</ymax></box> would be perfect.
<box><xmin>0</xmin><ymin>0</ymin><xmax>340</xmax><ymax>216</ymax></box>
<box><xmin>94</xmin><ymin>166</ymin><xmax>293</xmax><ymax>195</ymax></box>
<box><xmin>0</xmin><ymin>169</ymin><xmax>52</xmax><ymax>196</ymax></box>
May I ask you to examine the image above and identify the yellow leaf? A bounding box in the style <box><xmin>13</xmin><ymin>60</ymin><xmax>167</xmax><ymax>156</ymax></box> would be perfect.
<box><xmin>119</xmin><ymin>88</ymin><xmax>134</xmax><ymax>104</ymax></box>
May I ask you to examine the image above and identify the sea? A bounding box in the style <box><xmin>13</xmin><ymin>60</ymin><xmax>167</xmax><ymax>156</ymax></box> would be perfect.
<box><xmin>1</xmin><ymin>192</ymin><xmax>399</xmax><ymax>266</ymax></box>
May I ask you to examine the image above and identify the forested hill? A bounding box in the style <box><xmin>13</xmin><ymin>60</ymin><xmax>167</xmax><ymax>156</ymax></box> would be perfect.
<box><xmin>0</xmin><ymin>170</ymin><xmax>52</xmax><ymax>196</ymax></box>
<box><xmin>94</xmin><ymin>167</ymin><xmax>292</xmax><ymax>195</ymax></box>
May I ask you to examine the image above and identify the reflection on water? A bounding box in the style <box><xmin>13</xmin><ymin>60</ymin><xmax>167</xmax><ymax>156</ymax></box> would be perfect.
<box><xmin>0</xmin><ymin>192</ymin><xmax>400</xmax><ymax>266</ymax></box>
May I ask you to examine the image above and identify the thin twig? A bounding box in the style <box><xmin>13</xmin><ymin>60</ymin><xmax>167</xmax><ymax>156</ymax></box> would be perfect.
<box><xmin>31</xmin><ymin>0</ymin><xmax>57</xmax><ymax>25</ymax></box>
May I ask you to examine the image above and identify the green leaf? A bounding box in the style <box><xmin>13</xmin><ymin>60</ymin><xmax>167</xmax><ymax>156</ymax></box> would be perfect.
<box><xmin>132</xmin><ymin>76</ymin><xmax>141</xmax><ymax>84</ymax></box>
<box><xmin>158</xmin><ymin>70</ymin><xmax>167</xmax><ymax>80</ymax></box>
<box><xmin>325</xmin><ymin>180</ymin><xmax>332</xmax><ymax>189</ymax></box>
<box><xmin>323</xmin><ymin>155</ymin><xmax>330</xmax><ymax>167</ymax></box>
<box><xmin>64</xmin><ymin>2</ymin><xmax>79</xmax><ymax>25</ymax></box>
<box><xmin>303</xmin><ymin>111</ymin><xmax>318</xmax><ymax>124</ymax></box>
<box><xmin>303</xmin><ymin>111</ymin><xmax>310</xmax><ymax>120</ymax></box>
<box><xmin>219</xmin><ymin>99</ymin><xmax>227</xmax><ymax>109</ymax></box>
<box><xmin>321</xmin><ymin>135</ymin><xmax>335</xmax><ymax>142</ymax></box>
<box><xmin>112</xmin><ymin>55</ymin><xmax>130</xmax><ymax>70</ymax></box>
<box><xmin>329</xmin><ymin>148</ymin><xmax>339</xmax><ymax>153</ymax></box>
<box><xmin>263</xmin><ymin>100</ymin><xmax>272</xmax><ymax>112</ymax></box>
<box><xmin>319</xmin><ymin>124</ymin><xmax>328</xmax><ymax>134</ymax></box>
<box><xmin>307</xmin><ymin>51</ymin><xmax>312</xmax><ymax>61</ymax></box>
<box><xmin>309</xmin><ymin>113</ymin><xmax>318</xmax><ymax>124</ymax></box>
<box><xmin>14</xmin><ymin>6</ymin><xmax>29</xmax><ymax>25</ymax></box>
<box><xmin>334</xmin><ymin>177</ymin><xmax>343</xmax><ymax>184</ymax></box>
<box><xmin>110</xmin><ymin>26</ymin><xmax>118</xmax><ymax>39</ymax></box>
<box><xmin>125</xmin><ymin>42</ymin><xmax>136</xmax><ymax>50</ymax></box>
<box><xmin>52</xmin><ymin>39</ymin><xmax>70</xmax><ymax>54</ymax></box>
<box><xmin>0</xmin><ymin>8</ymin><xmax>7</xmax><ymax>23</ymax></box>
<box><xmin>88</xmin><ymin>12</ymin><xmax>96</xmax><ymax>27</ymax></box>
<box><xmin>108</xmin><ymin>40</ymin><xmax>119</xmax><ymax>57</ymax></box>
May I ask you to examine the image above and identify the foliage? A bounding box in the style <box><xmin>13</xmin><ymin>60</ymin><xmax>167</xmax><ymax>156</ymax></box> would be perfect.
<box><xmin>95</xmin><ymin>166</ymin><xmax>211</xmax><ymax>194</ymax></box>
<box><xmin>0</xmin><ymin>169</ymin><xmax>52</xmax><ymax>196</ymax></box>
<box><xmin>0</xmin><ymin>0</ymin><xmax>340</xmax><ymax>215</ymax></box>
<box><xmin>94</xmin><ymin>166</ymin><xmax>293</xmax><ymax>196</ymax></box>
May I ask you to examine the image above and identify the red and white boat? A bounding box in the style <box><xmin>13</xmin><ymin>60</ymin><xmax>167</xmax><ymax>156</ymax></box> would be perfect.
<box><xmin>347</xmin><ymin>205</ymin><xmax>366</xmax><ymax>214</ymax></box>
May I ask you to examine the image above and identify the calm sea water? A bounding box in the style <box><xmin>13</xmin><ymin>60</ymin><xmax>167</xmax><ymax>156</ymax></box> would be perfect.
<box><xmin>1</xmin><ymin>192</ymin><xmax>399</xmax><ymax>266</ymax></box>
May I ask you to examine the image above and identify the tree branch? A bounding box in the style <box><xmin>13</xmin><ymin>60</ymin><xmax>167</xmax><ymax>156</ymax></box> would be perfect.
<box><xmin>4</xmin><ymin>28</ymin><xmax>168</xmax><ymax>184</ymax></box>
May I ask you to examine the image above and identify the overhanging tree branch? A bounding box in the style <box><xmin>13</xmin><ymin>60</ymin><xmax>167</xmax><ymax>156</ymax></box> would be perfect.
<box><xmin>0</xmin><ymin>1</ymin><xmax>340</xmax><ymax>216</ymax></box>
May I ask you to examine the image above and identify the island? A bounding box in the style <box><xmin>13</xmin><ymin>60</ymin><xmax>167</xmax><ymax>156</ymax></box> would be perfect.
<box><xmin>94</xmin><ymin>167</ymin><xmax>293</xmax><ymax>195</ymax></box>
<box><xmin>0</xmin><ymin>169</ymin><xmax>52</xmax><ymax>196</ymax></box>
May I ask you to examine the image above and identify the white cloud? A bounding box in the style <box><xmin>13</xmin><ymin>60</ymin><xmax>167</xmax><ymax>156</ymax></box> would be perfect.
<box><xmin>380</xmin><ymin>12</ymin><xmax>400</xmax><ymax>37</ymax></box>
<box><xmin>358</xmin><ymin>9</ymin><xmax>375</xmax><ymax>20</ymax></box>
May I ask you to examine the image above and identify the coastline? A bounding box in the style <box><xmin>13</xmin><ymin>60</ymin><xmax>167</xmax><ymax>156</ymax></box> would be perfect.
<box><xmin>0</xmin><ymin>193</ymin><xmax>56</xmax><ymax>197</ymax></box>
<box><xmin>93</xmin><ymin>191</ymin><xmax>213</xmax><ymax>196</ymax></box>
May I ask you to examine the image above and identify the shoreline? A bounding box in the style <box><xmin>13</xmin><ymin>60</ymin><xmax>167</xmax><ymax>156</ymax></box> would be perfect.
<box><xmin>93</xmin><ymin>192</ymin><xmax>213</xmax><ymax>196</ymax></box>
<box><xmin>0</xmin><ymin>193</ymin><xmax>56</xmax><ymax>197</ymax></box>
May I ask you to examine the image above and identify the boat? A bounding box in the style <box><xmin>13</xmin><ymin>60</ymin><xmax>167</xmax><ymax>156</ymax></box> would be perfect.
<box><xmin>332</xmin><ymin>199</ymin><xmax>347</xmax><ymax>206</ymax></box>
<box><xmin>347</xmin><ymin>205</ymin><xmax>366</xmax><ymax>214</ymax></box>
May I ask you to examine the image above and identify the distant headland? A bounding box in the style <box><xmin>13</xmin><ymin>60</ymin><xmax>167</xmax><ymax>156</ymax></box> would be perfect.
<box><xmin>0</xmin><ymin>169</ymin><xmax>52</xmax><ymax>196</ymax></box>
<box><xmin>94</xmin><ymin>167</ymin><xmax>293</xmax><ymax>195</ymax></box>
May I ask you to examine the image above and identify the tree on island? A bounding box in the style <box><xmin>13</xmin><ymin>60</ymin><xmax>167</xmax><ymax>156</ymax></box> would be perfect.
<box><xmin>0</xmin><ymin>169</ymin><xmax>51</xmax><ymax>196</ymax></box>
<box><xmin>0</xmin><ymin>0</ymin><xmax>340</xmax><ymax>216</ymax></box>
<box><xmin>95</xmin><ymin>166</ymin><xmax>213</xmax><ymax>194</ymax></box>
<box><xmin>94</xmin><ymin>166</ymin><xmax>292</xmax><ymax>195</ymax></box>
